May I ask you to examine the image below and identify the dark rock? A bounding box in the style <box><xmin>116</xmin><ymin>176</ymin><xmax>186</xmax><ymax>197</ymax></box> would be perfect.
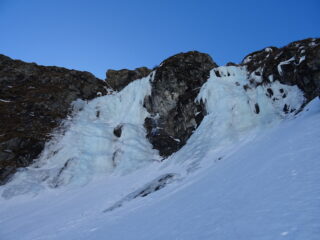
<box><xmin>254</xmin><ymin>103</ymin><xmax>260</xmax><ymax>114</ymax></box>
<box><xmin>113</xmin><ymin>125</ymin><xmax>123</xmax><ymax>138</ymax></box>
<box><xmin>283</xmin><ymin>104</ymin><xmax>289</xmax><ymax>113</ymax></box>
<box><xmin>0</xmin><ymin>54</ymin><xmax>108</xmax><ymax>184</ymax></box>
<box><xmin>106</xmin><ymin>67</ymin><xmax>152</xmax><ymax>91</ymax></box>
<box><xmin>266</xmin><ymin>88</ymin><xmax>274</xmax><ymax>97</ymax></box>
<box><xmin>226</xmin><ymin>62</ymin><xmax>238</xmax><ymax>67</ymax></box>
<box><xmin>144</xmin><ymin>51</ymin><xmax>217</xmax><ymax>157</ymax></box>
<box><xmin>242</xmin><ymin>38</ymin><xmax>320</xmax><ymax>102</ymax></box>
<box><xmin>214</xmin><ymin>70</ymin><xmax>221</xmax><ymax>77</ymax></box>
<box><xmin>135</xmin><ymin>174</ymin><xmax>175</xmax><ymax>197</ymax></box>
<box><xmin>103</xmin><ymin>173</ymin><xmax>177</xmax><ymax>212</ymax></box>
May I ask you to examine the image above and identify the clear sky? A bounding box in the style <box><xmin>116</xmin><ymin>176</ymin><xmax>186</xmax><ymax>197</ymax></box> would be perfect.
<box><xmin>0</xmin><ymin>0</ymin><xmax>319</xmax><ymax>79</ymax></box>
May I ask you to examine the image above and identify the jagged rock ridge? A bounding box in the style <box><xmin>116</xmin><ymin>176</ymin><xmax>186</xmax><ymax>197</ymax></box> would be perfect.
<box><xmin>241</xmin><ymin>38</ymin><xmax>320</xmax><ymax>102</ymax></box>
<box><xmin>106</xmin><ymin>67</ymin><xmax>152</xmax><ymax>91</ymax></box>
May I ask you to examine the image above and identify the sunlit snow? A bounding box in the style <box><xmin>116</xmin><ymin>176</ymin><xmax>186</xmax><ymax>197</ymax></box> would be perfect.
<box><xmin>0</xmin><ymin>66</ymin><xmax>318</xmax><ymax>240</ymax></box>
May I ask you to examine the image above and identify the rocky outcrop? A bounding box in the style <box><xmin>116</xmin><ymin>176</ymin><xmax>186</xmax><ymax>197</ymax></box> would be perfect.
<box><xmin>144</xmin><ymin>51</ymin><xmax>217</xmax><ymax>157</ymax></box>
<box><xmin>242</xmin><ymin>38</ymin><xmax>320</xmax><ymax>101</ymax></box>
<box><xmin>143</xmin><ymin>39</ymin><xmax>320</xmax><ymax>157</ymax></box>
<box><xmin>0</xmin><ymin>54</ymin><xmax>108</xmax><ymax>184</ymax></box>
<box><xmin>106</xmin><ymin>67</ymin><xmax>152</xmax><ymax>91</ymax></box>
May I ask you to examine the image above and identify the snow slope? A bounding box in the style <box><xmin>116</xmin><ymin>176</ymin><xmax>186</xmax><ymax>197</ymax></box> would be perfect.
<box><xmin>0</xmin><ymin>67</ymin><xmax>319</xmax><ymax>240</ymax></box>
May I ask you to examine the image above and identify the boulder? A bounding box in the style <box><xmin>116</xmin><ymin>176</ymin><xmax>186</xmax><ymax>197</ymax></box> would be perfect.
<box><xmin>144</xmin><ymin>51</ymin><xmax>217</xmax><ymax>157</ymax></box>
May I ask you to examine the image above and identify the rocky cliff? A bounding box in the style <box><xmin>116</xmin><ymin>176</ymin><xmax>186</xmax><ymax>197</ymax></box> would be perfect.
<box><xmin>106</xmin><ymin>67</ymin><xmax>152</xmax><ymax>91</ymax></box>
<box><xmin>0</xmin><ymin>55</ymin><xmax>108</xmax><ymax>183</ymax></box>
<box><xmin>241</xmin><ymin>38</ymin><xmax>320</xmax><ymax>102</ymax></box>
<box><xmin>0</xmin><ymin>38</ymin><xmax>319</xmax><ymax>183</ymax></box>
<box><xmin>144</xmin><ymin>51</ymin><xmax>216</xmax><ymax>156</ymax></box>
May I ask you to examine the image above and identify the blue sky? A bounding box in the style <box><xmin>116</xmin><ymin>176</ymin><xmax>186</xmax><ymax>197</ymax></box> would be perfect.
<box><xmin>0</xmin><ymin>0</ymin><xmax>319</xmax><ymax>79</ymax></box>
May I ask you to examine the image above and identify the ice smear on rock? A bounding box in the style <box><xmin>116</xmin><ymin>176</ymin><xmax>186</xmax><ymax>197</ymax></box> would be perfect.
<box><xmin>0</xmin><ymin>94</ymin><xmax>317</xmax><ymax>240</ymax></box>
<box><xmin>168</xmin><ymin>66</ymin><xmax>305</xmax><ymax>169</ymax></box>
<box><xmin>198</xmin><ymin>66</ymin><xmax>304</xmax><ymax>118</ymax></box>
<box><xmin>2</xmin><ymin>74</ymin><xmax>159</xmax><ymax>198</ymax></box>
<box><xmin>1</xmin><ymin>66</ymin><xmax>306</xmax><ymax>199</ymax></box>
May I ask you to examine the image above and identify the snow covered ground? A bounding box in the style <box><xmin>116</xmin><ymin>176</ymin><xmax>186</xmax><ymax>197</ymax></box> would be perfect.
<box><xmin>0</xmin><ymin>67</ymin><xmax>319</xmax><ymax>240</ymax></box>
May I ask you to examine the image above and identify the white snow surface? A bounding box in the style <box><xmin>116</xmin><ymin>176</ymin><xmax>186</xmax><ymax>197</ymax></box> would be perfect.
<box><xmin>1</xmin><ymin>66</ymin><xmax>319</xmax><ymax>240</ymax></box>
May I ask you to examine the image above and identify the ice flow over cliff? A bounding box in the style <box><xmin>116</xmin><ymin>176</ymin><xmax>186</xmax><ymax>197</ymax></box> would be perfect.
<box><xmin>0</xmin><ymin>65</ymin><xmax>319</xmax><ymax>240</ymax></box>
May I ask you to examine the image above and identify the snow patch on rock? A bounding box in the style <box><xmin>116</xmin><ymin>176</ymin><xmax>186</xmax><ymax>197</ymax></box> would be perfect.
<box><xmin>2</xmin><ymin>74</ymin><xmax>159</xmax><ymax>198</ymax></box>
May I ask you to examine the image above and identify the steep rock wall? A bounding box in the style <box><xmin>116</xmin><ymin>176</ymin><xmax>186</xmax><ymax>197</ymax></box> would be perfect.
<box><xmin>0</xmin><ymin>55</ymin><xmax>108</xmax><ymax>183</ymax></box>
<box><xmin>144</xmin><ymin>51</ymin><xmax>217</xmax><ymax>157</ymax></box>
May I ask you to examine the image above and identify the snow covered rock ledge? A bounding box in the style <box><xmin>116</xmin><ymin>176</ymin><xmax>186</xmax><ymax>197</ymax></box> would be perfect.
<box><xmin>242</xmin><ymin>38</ymin><xmax>320</xmax><ymax>101</ymax></box>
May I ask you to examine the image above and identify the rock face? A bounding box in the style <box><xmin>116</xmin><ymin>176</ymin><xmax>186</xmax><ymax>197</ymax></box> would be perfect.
<box><xmin>106</xmin><ymin>67</ymin><xmax>152</xmax><ymax>91</ymax></box>
<box><xmin>242</xmin><ymin>38</ymin><xmax>320</xmax><ymax>101</ymax></box>
<box><xmin>144</xmin><ymin>51</ymin><xmax>217</xmax><ymax>157</ymax></box>
<box><xmin>1</xmin><ymin>38</ymin><xmax>319</xmax><ymax>183</ymax></box>
<box><xmin>0</xmin><ymin>54</ymin><xmax>108</xmax><ymax>183</ymax></box>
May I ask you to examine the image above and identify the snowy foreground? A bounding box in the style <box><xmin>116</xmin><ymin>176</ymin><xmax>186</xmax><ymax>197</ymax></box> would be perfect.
<box><xmin>0</xmin><ymin>67</ymin><xmax>319</xmax><ymax>239</ymax></box>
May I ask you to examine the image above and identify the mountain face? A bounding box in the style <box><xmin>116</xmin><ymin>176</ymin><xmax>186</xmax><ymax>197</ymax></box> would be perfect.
<box><xmin>0</xmin><ymin>38</ymin><xmax>319</xmax><ymax>239</ymax></box>
<box><xmin>0</xmin><ymin>38</ymin><xmax>319</xmax><ymax>185</ymax></box>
